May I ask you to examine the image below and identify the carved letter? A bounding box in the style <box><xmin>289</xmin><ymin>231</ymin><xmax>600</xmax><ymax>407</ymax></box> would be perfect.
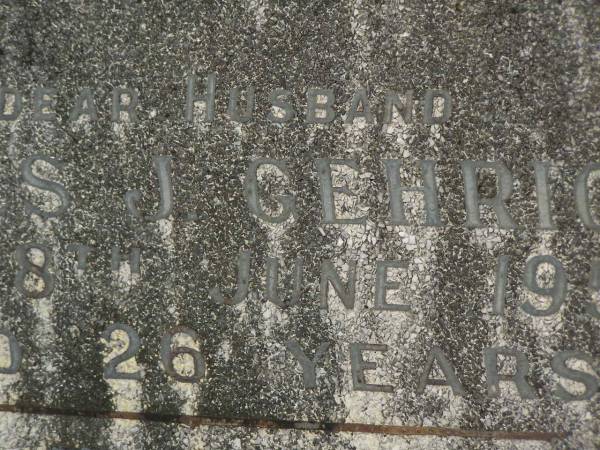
<box><xmin>417</xmin><ymin>346</ymin><xmax>465</xmax><ymax>396</ymax></box>
<box><xmin>186</xmin><ymin>73</ymin><xmax>216</xmax><ymax>122</ymax></box>
<box><xmin>423</xmin><ymin>89</ymin><xmax>452</xmax><ymax>124</ymax></box>
<box><xmin>286</xmin><ymin>340</ymin><xmax>329</xmax><ymax>388</ymax></box>
<box><xmin>111</xmin><ymin>246</ymin><xmax>142</xmax><ymax>275</ymax></box>
<box><xmin>320</xmin><ymin>260</ymin><xmax>357</xmax><ymax>310</ymax></box>
<box><xmin>306</xmin><ymin>88</ymin><xmax>335</xmax><ymax>124</ymax></box>
<box><xmin>69</xmin><ymin>87</ymin><xmax>98</xmax><ymax>122</ymax></box>
<box><xmin>383</xmin><ymin>90</ymin><xmax>413</xmax><ymax>124</ymax></box>
<box><xmin>461</xmin><ymin>160</ymin><xmax>517</xmax><ymax>229</ymax></box>
<box><xmin>267</xmin><ymin>89</ymin><xmax>295</xmax><ymax>123</ymax></box>
<box><xmin>551</xmin><ymin>351</ymin><xmax>599</xmax><ymax>401</ymax></box>
<box><xmin>316</xmin><ymin>159</ymin><xmax>366</xmax><ymax>225</ymax></box>
<box><xmin>20</xmin><ymin>155</ymin><xmax>71</xmax><ymax>219</ymax></box>
<box><xmin>112</xmin><ymin>88</ymin><xmax>138</xmax><ymax>123</ymax></box>
<box><xmin>125</xmin><ymin>156</ymin><xmax>173</xmax><ymax>221</ymax></box>
<box><xmin>228</xmin><ymin>86</ymin><xmax>255</xmax><ymax>123</ymax></box>
<box><xmin>0</xmin><ymin>87</ymin><xmax>22</xmax><ymax>120</ymax></box>
<box><xmin>586</xmin><ymin>259</ymin><xmax>600</xmax><ymax>319</ymax></box>
<box><xmin>375</xmin><ymin>260</ymin><xmax>410</xmax><ymax>312</ymax></box>
<box><xmin>484</xmin><ymin>347</ymin><xmax>537</xmax><ymax>399</ymax></box>
<box><xmin>266</xmin><ymin>257</ymin><xmax>303</xmax><ymax>307</ymax></box>
<box><xmin>33</xmin><ymin>87</ymin><xmax>56</xmax><ymax>121</ymax></box>
<box><xmin>575</xmin><ymin>163</ymin><xmax>600</xmax><ymax>230</ymax></box>
<box><xmin>345</xmin><ymin>88</ymin><xmax>373</xmax><ymax>124</ymax></box>
<box><xmin>0</xmin><ymin>330</ymin><xmax>22</xmax><ymax>374</ymax></box>
<box><xmin>521</xmin><ymin>255</ymin><xmax>566</xmax><ymax>316</ymax></box>
<box><xmin>209</xmin><ymin>250</ymin><xmax>251</xmax><ymax>306</ymax></box>
<box><xmin>383</xmin><ymin>159</ymin><xmax>441</xmax><ymax>226</ymax></box>
<box><xmin>67</xmin><ymin>244</ymin><xmax>92</xmax><ymax>271</ymax></box>
<box><xmin>533</xmin><ymin>161</ymin><xmax>556</xmax><ymax>230</ymax></box>
<box><xmin>15</xmin><ymin>243</ymin><xmax>54</xmax><ymax>298</ymax></box>
<box><xmin>493</xmin><ymin>255</ymin><xmax>510</xmax><ymax>315</ymax></box>
<box><xmin>350</xmin><ymin>343</ymin><xmax>393</xmax><ymax>392</ymax></box>
<box><xmin>244</xmin><ymin>159</ymin><xmax>295</xmax><ymax>223</ymax></box>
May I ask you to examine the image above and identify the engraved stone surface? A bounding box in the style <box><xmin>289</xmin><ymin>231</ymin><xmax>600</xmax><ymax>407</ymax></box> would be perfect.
<box><xmin>0</xmin><ymin>1</ymin><xmax>599</xmax><ymax>449</ymax></box>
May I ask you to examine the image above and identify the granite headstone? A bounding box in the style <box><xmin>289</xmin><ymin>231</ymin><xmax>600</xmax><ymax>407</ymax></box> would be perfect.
<box><xmin>0</xmin><ymin>1</ymin><xmax>599</xmax><ymax>448</ymax></box>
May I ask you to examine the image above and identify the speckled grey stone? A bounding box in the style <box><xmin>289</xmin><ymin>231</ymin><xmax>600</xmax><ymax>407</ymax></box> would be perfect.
<box><xmin>0</xmin><ymin>1</ymin><xmax>599</xmax><ymax>449</ymax></box>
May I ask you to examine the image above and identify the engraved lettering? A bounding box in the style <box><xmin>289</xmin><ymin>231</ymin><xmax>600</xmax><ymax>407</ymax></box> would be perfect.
<box><xmin>575</xmin><ymin>162</ymin><xmax>600</xmax><ymax>230</ymax></box>
<box><xmin>461</xmin><ymin>160</ymin><xmax>517</xmax><ymax>229</ymax></box>
<box><xmin>383</xmin><ymin>90</ymin><xmax>413</xmax><ymax>124</ymax></box>
<box><xmin>374</xmin><ymin>260</ymin><xmax>410</xmax><ymax>312</ymax></box>
<box><xmin>185</xmin><ymin>73</ymin><xmax>216</xmax><ymax>122</ymax></box>
<box><xmin>586</xmin><ymin>259</ymin><xmax>600</xmax><ymax>319</ymax></box>
<box><xmin>345</xmin><ymin>88</ymin><xmax>373</xmax><ymax>124</ymax></box>
<box><xmin>286</xmin><ymin>340</ymin><xmax>329</xmax><ymax>388</ymax></box>
<box><xmin>350</xmin><ymin>343</ymin><xmax>393</xmax><ymax>393</ymax></box>
<box><xmin>69</xmin><ymin>88</ymin><xmax>98</xmax><ymax>122</ymax></box>
<box><xmin>320</xmin><ymin>259</ymin><xmax>357</xmax><ymax>310</ymax></box>
<box><xmin>0</xmin><ymin>87</ymin><xmax>22</xmax><ymax>120</ymax></box>
<box><xmin>67</xmin><ymin>244</ymin><xmax>92</xmax><ymax>271</ymax></box>
<box><xmin>112</xmin><ymin>87</ymin><xmax>138</xmax><ymax>123</ymax></box>
<box><xmin>484</xmin><ymin>347</ymin><xmax>537</xmax><ymax>399</ymax></box>
<box><xmin>0</xmin><ymin>330</ymin><xmax>22</xmax><ymax>374</ymax></box>
<box><xmin>522</xmin><ymin>255</ymin><xmax>566</xmax><ymax>316</ymax></box>
<box><xmin>551</xmin><ymin>350</ymin><xmax>599</xmax><ymax>401</ymax></box>
<box><xmin>493</xmin><ymin>255</ymin><xmax>510</xmax><ymax>315</ymax></box>
<box><xmin>316</xmin><ymin>159</ymin><xmax>366</xmax><ymax>225</ymax></box>
<box><xmin>209</xmin><ymin>250</ymin><xmax>251</xmax><ymax>305</ymax></box>
<box><xmin>267</xmin><ymin>89</ymin><xmax>295</xmax><ymax>123</ymax></box>
<box><xmin>244</xmin><ymin>159</ymin><xmax>295</xmax><ymax>223</ymax></box>
<box><xmin>32</xmin><ymin>87</ymin><xmax>57</xmax><ymax>121</ymax></box>
<box><xmin>102</xmin><ymin>323</ymin><xmax>142</xmax><ymax>380</ymax></box>
<box><xmin>20</xmin><ymin>155</ymin><xmax>71</xmax><ymax>219</ymax></box>
<box><xmin>306</xmin><ymin>88</ymin><xmax>335</xmax><ymax>124</ymax></box>
<box><xmin>533</xmin><ymin>161</ymin><xmax>556</xmax><ymax>230</ymax></box>
<box><xmin>15</xmin><ymin>243</ymin><xmax>54</xmax><ymax>298</ymax></box>
<box><xmin>383</xmin><ymin>159</ymin><xmax>441</xmax><ymax>226</ymax></box>
<box><xmin>423</xmin><ymin>89</ymin><xmax>452</xmax><ymax>124</ymax></box>
<box><xmin>111</xmin><ymin>246</ymin><xmax>141</xmax><ymax>275</ymax></box>
<box><xmin>265</xmin><ymin>257</ymin><xmax>303</xmax><ymax>307</ymax></box>
<box><xmin>228</xmin><ymin>86</ymin><xmax>255</xmax><ymax>123</ymax></box>
<box><xmin>416</xmin><ymin>346</ymin><xmax>465</xmax><ymax>396</ymax></box>
<box><xmin>125</xmin><ymin>155</ymin><xmax>173</xmax><ymax>221</ymax></box>
<box><xmin>160</xmin><ymin>326</ymin><xmax>206</xmax><ymax>383</ymax></box>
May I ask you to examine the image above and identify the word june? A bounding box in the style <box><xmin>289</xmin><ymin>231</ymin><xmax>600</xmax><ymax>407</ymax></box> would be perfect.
<box><xmin>11</xmin><ymin>241</ymin><xmax>600</xmax><ymax>321</ymax></box>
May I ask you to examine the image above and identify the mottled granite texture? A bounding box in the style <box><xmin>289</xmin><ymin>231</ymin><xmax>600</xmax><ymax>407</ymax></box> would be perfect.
<box><xmin>0</xmin><ymin>0</ymin><xmax>599</xmax><ymax>448</ymax></box>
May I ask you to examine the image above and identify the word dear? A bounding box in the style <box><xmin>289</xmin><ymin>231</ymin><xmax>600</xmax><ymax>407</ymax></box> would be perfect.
<box><xmin>0</xmin><ymin>76</ymin><xmax>451</xmax><ymax>125</ymax></box>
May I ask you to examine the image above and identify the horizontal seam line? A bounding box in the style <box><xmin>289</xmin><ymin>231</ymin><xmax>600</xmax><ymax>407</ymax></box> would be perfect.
<box><xmin>0</xmin><ymin>403</ymin><xmax>566</xmax><ymax>441</ymax></box>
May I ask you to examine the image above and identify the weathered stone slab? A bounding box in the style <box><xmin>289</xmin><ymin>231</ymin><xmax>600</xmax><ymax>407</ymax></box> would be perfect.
<box><xmin>0</xmin><ymin>0</ymin><xmax>598</xmax><ymax>448</ymax></box>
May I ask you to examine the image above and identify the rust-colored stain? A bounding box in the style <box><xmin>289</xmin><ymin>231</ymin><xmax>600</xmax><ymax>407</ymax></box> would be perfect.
<box><xmin>0</xmin><ymin>403</ymin><xmax>566</xmax><ymax>441</ymax></box>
